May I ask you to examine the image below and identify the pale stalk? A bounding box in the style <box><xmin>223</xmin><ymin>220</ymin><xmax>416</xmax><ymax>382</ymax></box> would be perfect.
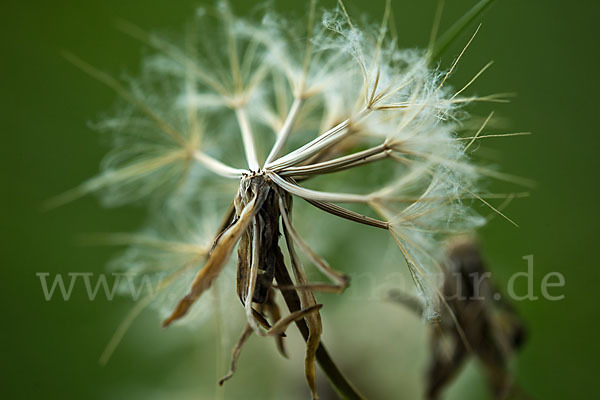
<box><xmin>235</xmin><ymin>107</ymin><xmax>260</xmax><ymax>170</ymax></box>
<box><xmin>193</xmin><ymin>151</ymin><xmax>247</xmax><ymax>178</ymax></box>
<box><xmin>279</xmin><ymin>143</ymin><xmax>388</xmax><ymax>177</ymax></box>
<box><xmin>268</xmin><ymin>173</ymin><xmax>371</xmax><ymax>203</ymax></box>
<box><xmin>265</xmin><ymin>97</ymin><xmax>304</xmax><ymax>165</ymax></box>
<box><xmin>266</xmin><ymin>108</ymin><xmax>371</xmax><ymax>171</ymax></box>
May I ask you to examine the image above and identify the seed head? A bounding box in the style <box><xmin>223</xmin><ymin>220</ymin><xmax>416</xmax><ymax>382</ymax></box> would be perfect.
<box><xmin>57</xmin><ymin>1</ymin><xmax>526</xmax><ymax>397</ymax></box>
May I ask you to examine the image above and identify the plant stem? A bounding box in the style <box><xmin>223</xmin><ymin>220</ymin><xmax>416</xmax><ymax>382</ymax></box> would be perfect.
<box><xmin>275</xmin><ymin>256</ymin><xmax>366</xmax><ymax>400</ymax></box>
<box><xmin>430</xmin><ymin>0</ymin><xmax>498</xmax><ymax>62</ymax></box>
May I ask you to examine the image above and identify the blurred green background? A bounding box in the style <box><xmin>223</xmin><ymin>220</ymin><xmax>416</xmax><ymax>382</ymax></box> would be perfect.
<box><xmin>3</xmin><ymin>0</ymin><xmax>599</xmax><ymax>399</ymax></box>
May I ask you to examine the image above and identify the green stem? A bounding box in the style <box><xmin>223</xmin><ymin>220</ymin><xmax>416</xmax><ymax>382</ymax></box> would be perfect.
<box><xmin>275</xmin><ymin>256</ymin><xmax>365</xmax><ymax>400</ymax></box>
<box><xmin>429</xmin><ymin>0</ymin><xmax>498</xmax><ymax>62</ymax></box>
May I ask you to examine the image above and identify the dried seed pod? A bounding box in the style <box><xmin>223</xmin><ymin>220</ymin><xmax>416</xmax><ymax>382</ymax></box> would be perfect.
<box><xmin>390</xmin><ymin>237</ymin><xmax>527</xmax><ymax>400</ymax></box>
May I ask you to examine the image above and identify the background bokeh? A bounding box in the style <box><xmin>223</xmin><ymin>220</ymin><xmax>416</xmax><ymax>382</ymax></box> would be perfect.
<box><xmin>3</xmin><ymin>0</ymin><xmax>599</xmax><ymax>399</ymax></box>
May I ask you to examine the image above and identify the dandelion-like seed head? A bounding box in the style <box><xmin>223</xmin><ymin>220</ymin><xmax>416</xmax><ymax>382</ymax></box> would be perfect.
<box><xmin>58</xmin><ymin>1</ymin><xmax>525</xmax><ymax>397</ymax></box>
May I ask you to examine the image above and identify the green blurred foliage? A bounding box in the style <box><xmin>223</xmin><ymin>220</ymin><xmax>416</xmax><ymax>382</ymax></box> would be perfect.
<box><xmin>2</xmin><ymin>0</ymin><xmax>599</xmax><ymax>399</ymax></box>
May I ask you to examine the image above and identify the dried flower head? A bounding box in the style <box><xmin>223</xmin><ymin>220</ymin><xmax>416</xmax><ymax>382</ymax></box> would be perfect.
<box><xmin>55</xmin><ymin>0</ymin><xmax>528</xmax><ymax>398</ymax></box>
<box><xmin>390</xmin><ymin>236</ymin><xmax>527</xmax><ymax>399</ymax></box>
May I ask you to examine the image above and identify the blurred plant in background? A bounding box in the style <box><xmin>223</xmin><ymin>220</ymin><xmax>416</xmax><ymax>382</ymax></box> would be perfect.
<box><xmin>390</xmin><ymin>236</ymin><xmax>527</xmax><ymax>399</ymax></box>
